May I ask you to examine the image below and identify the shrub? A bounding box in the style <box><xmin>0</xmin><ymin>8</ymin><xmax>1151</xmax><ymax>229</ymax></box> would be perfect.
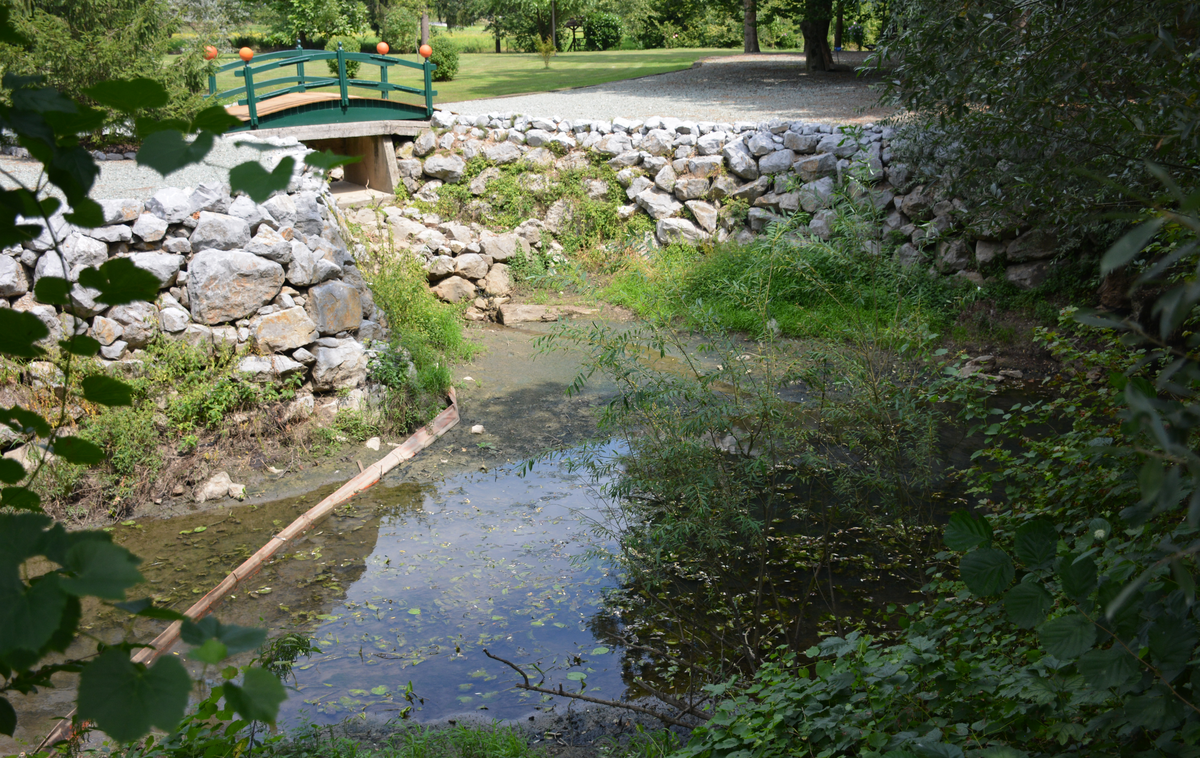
<box><xmin>428</xmin><ymin>40</ymin><xmax>459</xmax><ymax>81</ymax></box>
<box><xmin>535</xmin><ymin>35</ymin><xmax>556</xmax><ymax>68</ymax></box>
<box><xmin>380</xmin><ymin>3</ymin><xmax>419</xmax><ymax>53</ymax></box>
<box><xmin>583</xmin><ymin>12</ymin><xmax>622</xmax><ymax>51</ymax></box>
<box><xmin>325</xmin><ymin>34</ymin><xmax>361</xmax><ymax>77</ymax></box>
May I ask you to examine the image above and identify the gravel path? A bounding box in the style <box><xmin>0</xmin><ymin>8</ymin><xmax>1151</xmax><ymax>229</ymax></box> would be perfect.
<box><xmin>0</xmin><ymin>135</ymin><xmax>306</xmax><ymax>201</ymax></box>
<box><xmin>439</xmin><ymin>52</ymin><xmax>894</xmax><ymax>124</ymax></box>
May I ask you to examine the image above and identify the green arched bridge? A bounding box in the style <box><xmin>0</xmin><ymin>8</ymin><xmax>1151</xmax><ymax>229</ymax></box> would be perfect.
<box><xmin>207</xmin><ymin>44</ymin><xmax>437</xmax><ymax>130</ymax></box>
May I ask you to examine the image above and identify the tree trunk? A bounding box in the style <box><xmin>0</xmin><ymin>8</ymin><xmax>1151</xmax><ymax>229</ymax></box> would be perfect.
<box><xmin>743</xmin><ymin>0</ymin><xmax>759</xmax><ymax>53</ymax></box>
<box><xmin>551</xmin><ymin>0</ymin><xmax>557</xmax><ymax>49</ymax></box>
<box><xmin>834</xmin><ymin>6</ymin><xmax>843</xmax><ymax>49</ymax></box>
<box><xmin>800</xmin><ymin>18</ymin><xmax>833</xmax><ymax>70</ymax></box>
<box><xmin>421</xmin><ymin>12</ymin><xmax>429</xmax><ymax>46</ymax></box>
<box><xmin>495</xmin><ymin>34</ymin><xmax>501</xmax><ymax>53</ymax></box>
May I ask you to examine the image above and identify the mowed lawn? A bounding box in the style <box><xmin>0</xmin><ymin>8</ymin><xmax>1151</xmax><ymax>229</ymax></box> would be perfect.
<box><xmin>207</xmin><ymin>48</ymin><xmax>740</xmax><ymax>107</ymax></box>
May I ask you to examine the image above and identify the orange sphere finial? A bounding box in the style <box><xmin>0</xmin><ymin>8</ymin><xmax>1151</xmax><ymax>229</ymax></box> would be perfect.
<box><xmin>239</xmin><ymin>47</ymin><xmax>254</xmax><ymax>62</ymax></box>
<box><xmin>376</xmin><ymin>41</ymin><xmax>389</xmax><ymax>55</ymax></box>
<box><xmin>419</xmin><ymin>44</ymin><xmax>432</xmax><ymax>59</ymax></box>
<box><xmin>204</xmin><ymin>45</ymin><xmax>219</xmax><ymax>61</ymax></box>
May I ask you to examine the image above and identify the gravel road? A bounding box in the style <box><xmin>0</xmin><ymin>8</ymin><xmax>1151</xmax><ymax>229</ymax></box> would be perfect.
<box><xmin>439</xmin><ymin>52</ymin><xmax>894</xmax><ymax>124</ymax></box>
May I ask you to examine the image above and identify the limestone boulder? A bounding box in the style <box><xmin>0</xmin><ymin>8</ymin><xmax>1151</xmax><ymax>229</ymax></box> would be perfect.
<box><xmin>656</xmin><ymin>218</ymin><xmax>706</xmax><ymax>246</ymax></box>
<box><xmin>0</xmin><ymin>256</ymin><xmax>29</xmax><ymax>297</ymax></box>
<box><xmin>108</xmin><ymin>301</ymin><xmax>159</xmax><ymax>348</ymax></box>
<box><xmin>127</xmin><ymin>253</ymin><xmax>183</xmax><ymax>287</ymax></box>
<box><xmin>145</xmin><ymin>187</ymin><xmax>194</xmax><ymax>224</ymax></box>
<box><xmin>261</xmin><ymin>194</ymin><xmax>297</xmax><ymax>227</ymax></box>
<box><xmin>286</xmin><ymin>243</ymin><xmax>340</xmax><ymax>287</ymax></box>
<box><xmin>686</xmin><ymin>201</ymin><xmax>718</xmax><ymax>233</ymax></box>
<box><xmin>427</xmin><ymin>255</ymin><xmax>455</xmax><ymax>280</ymax></box>
<box><xmin>480</xmin><ymin>232</ymin><xmax>529</xmax><ymax>262</ymax></box>
<box><xmin>937</xmin><ymin>239</ymin><xmax>972</xmax><ymax>272</ymax></box>
<box><xmin>900</xmin><ymin>188</ymin><xmax>934</xmax><ymax>222</ymax></box>
<box><xmin>1006</xmin><ymin>229</ymin><xmax>1058</xmax><ymax>262</ymax></box>
<box><xmin>158</xmin><ymin>307</ymin><xmax>189</xmax><ymax>333</ymax></box>
<box><xmin>454</xmin><ymin>253</ymin><xmax>489</xmax><ymax>280</ymax></box>
<box><xmin>758</xmin><ymin>149</ymin><xmax>797</xmax><ymax>175</ymax></box>
<box><xmin>674</xmin><ymin>177</ymin><xmax>710</xmax><ymax>201</ymax></box>
<box><xmin>414</xmin><ymin>130</ymin><xmax>437</xmax><ymax>157</ymax></box>
<box><xmin>87</xmin><ymin>224</ymin><xmax>132</xmax><ymax>244</ymax></box>
<box><xmin>91</xmin><ymin>316</ymin><xmax>124</xmax><ymax>345</ymax></box>
<box><xmin>817</xmin><ymin>133</ymin><xmax>858</xmax><ymax>158</ymax></box>
<box><xmin>641</xmin><ymin>129</ymin><xmax>675</xmax><ymax>156</ymax></box>
<box><xmin>424</xmin><ymin>153</ymin><xmax>467</xmax><ymax>182</ymax></box>
<box><xmin>484</xmin><ymin>141</ymin><xmax>521</xmax><ymax>164</ymax></box>
<box><xmin>975</xmin><ymin>240</ymin><xmax>1003</xmax><ymax>266</ymax></box>
<box><xmin>190</xmin><ymin>211</ymin><xmax>250</xmax><ymax>251</ymax></box>
<box><xmin>311</xmin><ymin>341</ymin><xmax>369</xmax><ymax>391</ymax></box>
<box><xmin>431</xmin><ymin>275</ymin><xmax>476</xmax><ymax>303</ymax></box>
<box><xmin>227</xmin><ymin>195</ymin><xmax>276</xmax><ymax>232</ymax></box>
<box><xmin>247</xmin><ymin>225</ymin><xmax>294</xmax><ymax>264</ymax></box>
<box><xmin>1006</xmin><ymin>261</ymin><xmax>1050</xmax><ymax>289</ymax></box>
<box><xmin>255</xmin><ymin>306</ymin><xmax>318</xmax><ymax>352</ymax></box>
<box><xmin>481</xmin><ymin>263</ymin><xmax>512</xmax><ymax>296</ymax></box>
<box><xmin>97</xmin><ymin>198</ymin><xmax>143</xmax><ymax>225</ymax></box>
<box><xmin>305</xmin><ymin>280</ymin><xmax>362</xmax><ymax>335</ymax></box>
<box><xmin>799</xmin><ymin>177</ymin><xmax>836</xmax><ymax>213</ymax></box>
<box><xmin>636</xmin><ymin>188</ymin><xmax>683</xmax><ymax>220</ymax></box>
<box><xmin>722</xmin><ymin>142</ymin><xmax>760</xmax><ymax>180</ymax></box>
<box><xmin>131</xmin><ymin>213</ymin><xmax>168</xmax><ymax>242</ymax></box>
<box><xmin>596</xmin><ymin>132</ymin><xmax>633</xmax><ymax>156</ymax></box>
<box><xmin>236</xmin><ymin>355</ymin><xmax>306</xmax><ymax>383</ymax></box>
<box><xmin>470</xmin><ymin>166</ymin><xmax>502</xmax><ymax>195</ymax></box>
<box><xmin>188</xmin><ymin>250</ymin><xmax>285</xmax><ymax>325</ymax></box>
<box><xmin>796</xmin><ymin>153</ymin><xmax>837</xmax><ymax>183</ymax></box>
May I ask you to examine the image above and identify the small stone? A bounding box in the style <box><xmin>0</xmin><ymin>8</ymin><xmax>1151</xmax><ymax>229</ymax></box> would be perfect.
<box><xmin>470</xmin><ymin>424</ymin><xmax>484</xmax><ymax>434</ymax></box>
<box><xmin>365</xmin><ymin>436</ymin><xmax>381</xmax><ymax>451</ymax></box>
<box><xmin>195</xmin><ymin>471</ymin><xmax>233</xmax><ymax>503</ymax></box>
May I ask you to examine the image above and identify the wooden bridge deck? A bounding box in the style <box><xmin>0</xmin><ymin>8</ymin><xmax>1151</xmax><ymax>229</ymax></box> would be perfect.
<box><xmin>225</xmin><ymin>92</ymin><xmax>372</xmax><ymax>121</ymax></box>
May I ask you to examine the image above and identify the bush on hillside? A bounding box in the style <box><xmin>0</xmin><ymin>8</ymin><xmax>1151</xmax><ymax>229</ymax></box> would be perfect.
<box><xmin>380</xmin><ymin>1</ymin><xmax>420</xmax><ymax>53</ymax></box>
<box><xmin>583</xmin><ymin>12</ymin><xmax>621</xmax><ymax>51</ymax></box>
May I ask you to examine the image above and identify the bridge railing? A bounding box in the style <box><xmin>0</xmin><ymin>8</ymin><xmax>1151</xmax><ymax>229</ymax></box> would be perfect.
<box><xmin>206</xmin><ymin>43</ymin><xmax>437</xmax><ymax>128</ymax></box>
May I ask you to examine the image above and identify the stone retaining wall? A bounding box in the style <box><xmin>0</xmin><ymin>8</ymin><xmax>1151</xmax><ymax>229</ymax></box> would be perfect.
<box><xmin>396</xmin><ymin>110</ymin><xmax>1061</xmax><ymax>307</ymax></box>
<box><xmin>8</xmin><ymin>177</ymin><xmax>384</xmax><ymax>402</ymax></box>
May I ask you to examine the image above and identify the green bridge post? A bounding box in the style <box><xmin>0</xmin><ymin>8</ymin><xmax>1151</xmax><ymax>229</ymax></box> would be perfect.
<box><xmin>423</xmin><ymin>58</ymin><xmax>433</xmax><ymax>117</ymax></box>
<box><xmin>337</xmin><ymin>42</ymin><xmax>349</xmax><ymax>109</ymax></box>
<box><xmin>244</xmin><ymin>60</ymin><xmax>258</xmax><ymax>128</ymax></box>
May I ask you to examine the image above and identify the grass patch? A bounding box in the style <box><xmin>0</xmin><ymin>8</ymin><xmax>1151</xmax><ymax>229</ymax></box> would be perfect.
<box><xmin>207</xmin><ymin>48</ymin><xmax>738</xmax><ymax>106</ymax></box>
<box><xmin>265</xmin><ymin>725</ymin><xmax>540</xmax><ymax>758</ymax></box>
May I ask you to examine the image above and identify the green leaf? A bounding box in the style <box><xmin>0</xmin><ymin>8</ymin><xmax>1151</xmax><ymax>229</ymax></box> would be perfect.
<box><xmin>0</xmin><ymin>406</ymin><xmax>51</xmax><ymax>437</ymax></box>
<box><xmin>1038</xmin><ymin>613</ymin><xmax>1096</xmax><ymax>660</ymax></box>
<box><xmin>61</xmin><ymin>336</ymin><xmax>101</xmax><ymax>357</ymax></box>
<box><xmin>52</xmin><ymin>436</ymin><xmax>104</xmax><ymax>465</ymax></box>
<box><xmin>64</xmin><ymin>198</ymin><xmax>104</xmax><ymax>228</ymax></box>
<box><xmin>0</xmin><ymin>459</ymin><xmax>24</xmax><ymax>485</ymax></box>
<box><xmin>959</xmin><ymin>548</ymin><xmax>1014</xmax><ymax>596</ymax></box>
<box><xmin>1057</xmin><ymin>553</ymin><xmax>1097</xmax><ymax>602</ymax></box>
<box><xmin>1125</xmin><ymin>686</ymin><xmax>1185</xmax><ymax>730</ymax></box>
<box><xmin>1013</xmin><ymin>519</ymin><xmax>1056</xmax><ymax>567</ymax></box>
<box><xmin>944</xmin><ymin>511</ymin><xmax>992</xmax><ymax>551</ymax></box>
<box><xmin>12</xmin><ymin>86</ymin><xmax>76</xmax><ymax>114</ymax></box>
<box><xmin>1004</xmin><ymin>581</ymin><xmax>1053</xmax><ymax>629</ymax></box>
<box><xmin>180</xmin><ymin>617</ymin><xmax>266</xmax><ymax>656</ymax></box>
<box><xmin>304</xmin><ymin>150</ymin><xmax>362</xmax><ymax>171</ymax></box>
<box><xmin>1078</xmin><ymin>647</ymin><xmax>1142</xmax><ymax>689</ymax></box>
<box><xmin>77</xmin><ymin>648</ymin><xmax>191</xmax><ymax>742</ymax></box>
<box><xmin>0</xmin><ymin>487</ymin><xmax>41</xmax><ymax>512</ymax></box>
<box><xmin>33</xmin><ymin>276</ymin><xmax>71</xmax><ymax>306</ymax></box>
<box><xmin>78</xmin><ymin>258</ymin><xmax>162</xmax><ymax>306</ymax></box>
<box><xmin>1148</xmin><ymin>615</ymin><xmax>1197</xmax><ymax>670</ymax></box>
<box><xmin>1101</xmin><ymin>216</ymin><xmax>1164</xmax><ymax>274</ymax></box>
<box><xmin>0</xmin><ymin>7</ymin><xmax>30</xmax><ymax>47</ymax></box>
<box><xmin>136</xmin><ymin>130</ymin><xmax>215</xmax><ymax>176</ymax></box>
<box><xmin>83</xmin><ymin>79</ymin><xmax>170</xmax><ymax>113</ymax></box>
<box><xmin>189</xmin><ymin>637</ymin><xmax>228</xmax><ymax>664</ymax></box>
<box><xmin>0</xmin><ymin>695</ymin><xmax>14</xmax><ymax>736</ymax></box>
<box><xmin>0</xmin><ymin>309</ymin><xmax>48</xmax><ymax>358</ymax></box>
<box><xmin>565</xmin><ymin>671</ymin><xmax>586</xmax><ymax>681</ymax></box>
<box><xmin>114</xmin><ymin>598</ymin><xmax>187</xmax><ymax>621</ymax></box>
<box><xmin>0</xmin><ymin>574</ymin><xmax>68</xmax><ymax>665</ymax></box>
<box><xmin>61</xmin><ymin>540</ymin><xmax>142</xmax><ymax>600</ymax></box>
<box><xmin>191</xmin><ymin>105</ymin><xmax>242</xmax><ymax>135</ymax></box>
<box><xmin>229</xmin><ymin>156</ymin><xmax>296</xmax><ymax>203</ymax></box>
<box><xmin>135</xmin><ymin>116</ymin><xmax>189</xmax><ymax>139</ymax></box>
<box><xmin>81</xmin><ymin>375</ymin><xmax>134</xmax><ymax>407</ymax></box>
<box><xmin>590</xmin><ymin>646</ymin><xmax>610</xmax><ymax>655</ymax></box>
<box><xmin>0</xmin><ymin>512</ymin><xmax>51</xmax><ymax>569</ymax></box>
<box><xmin>222</xmin><ymin>667</ymin><xmax>286</xmax><ymax>723</ymax></box>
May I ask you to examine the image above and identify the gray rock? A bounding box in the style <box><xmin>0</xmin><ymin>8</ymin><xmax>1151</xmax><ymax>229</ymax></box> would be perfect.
<box><xmin>480</xmin><ymin>233</ymin><xmax>528</xmax><ymax>262</ymax></box>
<box><xmin>886</xmin><ymin>164</ymin><xmax>912</xmax><ymax>190</ymax></box>
<box><xmin>641</xmin><ymin>129</ymin><xmax>675</xmax><ymax>156</ymax></box>
<box><xmin>808</xmin><ymin>209</ymin><xmax>835</xmax><ymax>241</ymax></box>
<box><xmin>190</xmin><ymin>182</ymin><xmax>231</xmax><ymax>214</ymax></box>
<box><xmin>1006</xmin><ymin>261</ymin><xmax>1051</xmax><ymax>289</ymax></box>
<box><xmin>1006</xmin><ymin>229</ymin><xmax>1058</xmax><ymax>262</ymax></box>
<box><xmin>783</xmin><ymin>132</ymin><xmax>821</xmax><ymax>153</ymax></box>
<box><xmin>728</xmin><ymin>176</ymin><xmax>772</xmax><ymax>204</ymax></box>
<box><xmin>626</xmin><ymin>176</ymin><xmax>653</xmax><ymax>200</ymax></box>
<box><xmin>176</xmin><ymin>323</ymin><xmax>215</xmax><ymax>351</ymax></box>
<box><xmin>747</xmin><ymin>207</ymin><xmax>780</xmax><ymax>231</ymax></box>
<box><xmin>686</xmin><ymin>201</ymin><xmax>718</xmax><ymax>233</ymax></box>
<box><xmin>483</xmin><ymin>141</ymin><xmax>521</xmax><ymax>164</ymax></box>
<box><xmin>108</xmin><ymin>301</ymin><xmax>159</xmax><ymax>347</ymax></box>
<box><xmin>131</xmin><ymin>213</ymin><xmax>168</xmax><ymax>242</ymax></box>
<box><xmin>254</xmin><ymin>306</ymin><xmax>318</xmax><ymax>352</ymax></box>
<box><xmin>427</xmin><ymin>255</ymin><xmax>455</xmax><ymax>280</ymax></box>
<box><xmin>710</xmin><ymin>175</ymin><xmax>740</xmax><ymax>200</ymax></box>
<box><xmin>696</xmin><ymin>131</ymin><xmax>727</xmax><ymax>156</ymax></box>
<box><xmin>796</xmin><ymin>153</ymin><xmax>837</xmax><ymax>183</ymax></box>
<box><xmin>937</xmin><ymin>239</ymin><xmax>972</xmax><ymax>271</ymax></box>
<box><xmin>305</xmin><ymin>280</ymin><xmax>362</xmax><ymax>335</ymax></box>
<box><xmin>688</xmin><ymin>156</ymin><xmax>724</xmax><ymax>178</ymax></box>
<box><xmin>975</xmin><ymin>240</ymin><xmax>1003</xmax><ymax>266</ymax></box>
<box><xmin>292</xmin><ymin>192</ymin><xmax>323</xmax><ymax>236</ymax></box>
<box><xmin>468</xmin><ymin>167</ymin><xmax>501</xmax><ymax>197</ymax></box>
<box><xmin>799</xmin><ymin>177</ymin><xmax>836</xmax><ymax>213</ymax></box>
<box><xmin>656</xmin><ymin>217</ymin><xmax>706</xmax><ymax>245</ymax></box>
<box><xmin>311</xmin><ymin>341</ymin><xmax>368</xmax><ymax>391</ymax></box>
<box><xmin>414</xmin><ymin>130</ymin><xmax>437</xmax><ymax>157</ymax></box>
<box><xmin>895</xmin><ymin>243</ymin><xmax>924</xmax><ymax>268</ymax></box>
<box><xmin>816</xmin><ymin>133</ymin><xmax>858</xmax><ymax>158</ymax></box>
<box><xmin>431</xmin><ymin>275</ymin><xmax>476</xmax><ymax>303</ymax></box>
<box><xmin>454</xmin><ymin>253</ymin><xmax>489</xmax><ymax>280</ymax></box>
<box><xmin>0</xmin><ymin>256</ymin><xmax>29</xmax><ymax>297</ymax></box>
<box><xmin>497</xmin><ymin>304</ymin><xmax>557</xmax><ymax>324</ymax></box>
<box><xmin>87</xmin><ymin>224</ymin><xmax>132</xmax><ymax>244</ymax></box>
<box><xmin>247</xmin><ymin>225</ymin><xmax>295</xmax><ymax>264</ymax></box>
<box><xmin>674</xmin><ymin>177</ymin><xmax>709</xmax><ymax>201</ymax></box>
<box><xmin>746</xmin><ymin>132</ymin><xmax>776</xmax><ymax>156</ymax></box>
<box><xmin>158</xmin><ymin>307</ymin><xmax>189</xmax><ymax>333</ymax></box>
<box><xmin>237</xmin><ymin>355</ymin><xmax>306</xmax><ymax>383</ymax></box>
<box><xmin>900</xmin><ymin>189</ymin><xmax>934</xmax><ymax>222</ymax></box>
<box><xmin>654</xmin><ymin>164</ymin><xmax>677</xmax><ymax>193</ymax></box>
<box><xmin>481</xmin><ymin>263</ymin><xmax>512</xmax><ymax>296</ymax></box>
<box><xmin>424</xmin><ymin>154</ymin><xmax>467</xmax><ymax>182</ymax></box>
<box><xmin>524</xmin><ymin>129</ymin><xmax>553</xmax><ymax>147</ymax></box>
<box><xmin>636</xmin><ymin>188</ymin><xmax>683</xmax><ymax>220</ymax></box>
<box><xmin>127</xmin><ymin>252</ymin><xmax>184</xmax><ymax>287</ymax></box>
<box><xmin>100</xmin><ymin>340</ymin><xmax>127</xmax><ymax>360</ymax></box>
<box><xmin>292</xmin><ymin>347</ymin><xmax>316</xmax><ymax>365</ymax></box>
<box><xmin>91</xmin><ymin>315</ymin><xmax>124</xmax><ymax>345</ymax></box>
<box><xmin>188</xmin><ymin>250</ymin><xmax>285</xmax><ymax>325</ymax></box>
<box><xmin>596</xmin><ymin>132</ymin><xmax>633</xmax><ymax>156</ymax></box>
<box><xmin>97</xmin><ymin>199</ymin><xmax>143</xmax><ymax>225</ymax></box>
<box><xmin>522</xmin><ymin>148</ymin><xmax>555</xmax><ymax>168</ymax></box>
<box><xmin>13</xmin><ymin>296</ymin><xmax>62</xmax><ymax>346</ymax></box>
<box><xmin>778</xmin><ymin>192</ymin><xmax>802</xmax><ymax>213</ymax></box>
<box><xmin>145</xmin><ymin>187</ymin><xmax>194</xmax><ymax>224</ymax></box>
<box><xmin>722</xmin><ymin>142</ymin><xmax>760</xmax><ymax>180</ymax></box>
<box><xmin>261</xmin><ymin>194</ymin><xmax>297</xmax><ymax>228</ymax></box>
<box><xmin>607</xmin><ymin>150</ymin><xmax>641</xmax><ymax>168</ymax></box>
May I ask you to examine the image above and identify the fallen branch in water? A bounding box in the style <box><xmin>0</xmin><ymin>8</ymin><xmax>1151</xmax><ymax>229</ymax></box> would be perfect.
<box><xmin>482</xmin><ymin>648</ymin><xmax>709</xmax><ymax>729</ymax></box>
